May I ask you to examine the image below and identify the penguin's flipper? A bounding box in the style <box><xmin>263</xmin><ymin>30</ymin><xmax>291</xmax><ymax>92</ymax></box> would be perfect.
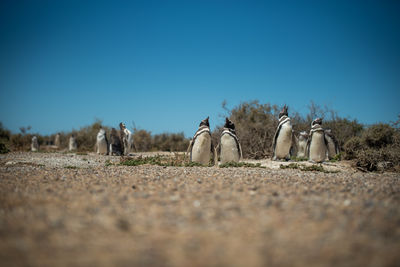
<box><xmin>290</xmin><ymin>132</ymin><xmax>298</xmax><ymax>157</ymax></box>
<box><xmin>323</xmin><ymin>131</ymin><xmax>329</xmax><ymax>148</ymax></box>
<box><xmin>333</xmin><ymin>135</ymin><xmax>340</xmax><ymax>154</ymax></box>
<box><xmin>238</xmin><ymin>141</ymin><xmax>243</xmax><ymax>160</ymax></box>
<box><xmin>306</xmin><ymin>131</ymin><xmax>313</xmax><ymax>158</ymax></box>
<box><xmin>272</xmin><ymin>125</ymin><xmax>282</xmax><ymax>158</ymax></box>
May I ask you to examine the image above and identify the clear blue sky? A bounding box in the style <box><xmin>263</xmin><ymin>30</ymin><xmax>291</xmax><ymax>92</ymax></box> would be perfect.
<box><xmin>1</xmin><ymin>0</ymin><xmax>399</xmax><ymax>137</ymax></box>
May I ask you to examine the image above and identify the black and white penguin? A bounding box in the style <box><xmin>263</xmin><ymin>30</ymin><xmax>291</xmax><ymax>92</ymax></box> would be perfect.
<box><xmin>272</xmin><ymin>105</ymin><xmax>293</xmax><ymax>161</ymax></box>
<box><xmin>119</xmin><ymin>122</ymin><xmax>135</xmax><ymax>155</ymax></box>
<box><xmin>31</xmin><ymin>136</ymin><xmax>39</xmax><ymax>152</ymax></box>
<box><xmin>54</xmin><ymin>133</ymin><xmax>61</xmax><ymax>148</ymax></box>
<box><xmin>306</xmin><ymin>118</ymin><xmax>327</xmax><ymax>163</ymax></box>
<box><xmin>109</xmin><ymin>128</ymin><xmax>123</xmax><ymax>156</ymax></box>
<box><xmin>69</xmin><ymin>134</ymin><xmax>77</xmax><ymax>151</ymax></box>
<box><xmin>296</xmin><ymin>131</ymin><xmax>309</xmax><ymax>158</ymax></box>
<box><xmin>187</xmin><ymin>117</ymin><xmax>217</xmax><ymax>165</ymax></box>
<box><xmin>219</xmin><ymin>118</ymin><xmax>242</xmax><ymax>164</ymax></box>
<box><xmin>324</xmin><ymin>129</ymin><xmax>340</xmax><ymax>160</ymax></box>
<box><xmin>96</xmin><ymin>128</ymin><xmax>108</xmax><ymax>155</ymax></box>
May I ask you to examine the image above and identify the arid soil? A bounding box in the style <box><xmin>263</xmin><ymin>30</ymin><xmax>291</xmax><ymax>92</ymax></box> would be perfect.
<box><xmin>0</xmin><ymin>152</ymin><xmax>399</xmax><ymax>267</ymax></box>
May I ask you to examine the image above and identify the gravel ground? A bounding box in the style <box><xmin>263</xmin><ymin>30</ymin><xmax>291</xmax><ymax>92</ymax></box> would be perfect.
<box><xmin>0</xmin><ymin>152</ymin><xmax>399</xmax><ymax>267</ymax></box>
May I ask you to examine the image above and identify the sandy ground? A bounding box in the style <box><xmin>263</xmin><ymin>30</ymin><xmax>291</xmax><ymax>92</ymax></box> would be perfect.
<box><xmin>0</xmin><ymin>152</ymin><xmax>399</xmax><ymax>267</ymax></box>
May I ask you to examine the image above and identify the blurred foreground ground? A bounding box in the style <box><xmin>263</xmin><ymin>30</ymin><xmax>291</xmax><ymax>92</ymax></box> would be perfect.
<box><xmin>0</xmin><ymin>152</ymin><xmax>399</xmax><ymax>267</ymax></box>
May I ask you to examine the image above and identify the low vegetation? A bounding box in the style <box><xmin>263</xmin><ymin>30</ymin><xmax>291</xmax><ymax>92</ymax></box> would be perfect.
<box><xmin>120</xmin><ymin>154</ymin><xmax>204</xmax><ymax>167</ymax></box>
<box><xmin>219</xmin><ymin>161</ymin><xmax>265</xmax><ymax>168</ymax></box>
<box><xmin>343</xmin><ymin>123</ymin><xmax>400</xmax><ymax>172</ymax></box>
<box><xmin>280</xmin><ymin>163</ymin><xmax>339</xmax><ymax>173</ymax></box>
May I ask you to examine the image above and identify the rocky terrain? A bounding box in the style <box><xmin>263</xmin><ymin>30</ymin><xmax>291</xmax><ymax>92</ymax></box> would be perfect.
<box><xmin>0</xmin><ymin>152</ymin><xmax>399</xmax><ymax>266</ymax></box>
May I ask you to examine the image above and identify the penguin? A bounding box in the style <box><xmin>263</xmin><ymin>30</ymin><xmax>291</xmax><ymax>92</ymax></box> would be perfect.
<box><xmin>306</xmin><ymin>118</ymin><xmax>327</xmax><ymax>163</ymax></box>
<box><xmin>109</xmin><ymin>128</ymin><xmax>123</xmax><ymax>156</ymax></box>
<box><xmin>54</xmin><ymin>133</ymin><xmax>61</xmax><ymax>148</ymax></box>
<box><xmin>272</xmin><ymin>105</ymin><xmax>293</xmax><ymax>161</ymax></box>
<box><xmin>296</xmin><ymin>131</ymin><xmax>309</xmax><ymax>158</ymax></box>
<box><xmin>68</xmin><ymin>134</ymin><xmax>78</xmax><ymax>151</ymax></box>
<box><xmin>119</xmin><ymin>122</ymin><xmax>135</xmax><ymax>155</ymax></box>
<box><xmin>324</xmin><ymin>129</ymin><xmax>340</xmax><ymax>160</ymax></box>
<box><xmin>31</xmin><ymin>136</ymin><xmax>39</xmax><ymax>152</ymax></box>
<box><xmin>96</xmin><ymin>128</ymin><xmax>108</xmax><ymax>155</ymax></box>
<box><xmin>187</xmin><ymin>117</ymin><xmax>217</xmax><ymax>165</ymax></box>
<box><xmin>219</xmin><ymin>118</ymin><xmax>242</xmax><ymax>164</ymax></box>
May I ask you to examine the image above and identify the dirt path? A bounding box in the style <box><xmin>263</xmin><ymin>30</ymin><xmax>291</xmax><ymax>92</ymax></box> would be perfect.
<box><xmin>0</xmin><ymin>152</ymin><xmax>399</xmax><ymax>266</ymax></box>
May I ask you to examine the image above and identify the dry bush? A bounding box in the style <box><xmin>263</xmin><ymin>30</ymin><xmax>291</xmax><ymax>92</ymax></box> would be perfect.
<box><xmin>343</xmin><ymin>123</ymin><xmax>400</xmax><ymax>171</ymax></box>
<box><xmin>362</xmin><ymin>123</ymin><xmax>396</xmax><ymax>148</ymax></box>
<box><xmin>152</xmin><ymin>132</ymin><xmax>190</xmax><ymax>152</ymax></box>
<box><xmin>0</xmin><ymin>122</ymin><xmax>11</xmax><ymax>153</ymax></box>
<box><xmin>133</xmin><ymin>129</ymin><xmax>152</xmax><ymax>152</ymax></box>
<box><xmin>343</xmin><ymin>136</ymin><xmax>363</xmax><ymax>160</ymax></box>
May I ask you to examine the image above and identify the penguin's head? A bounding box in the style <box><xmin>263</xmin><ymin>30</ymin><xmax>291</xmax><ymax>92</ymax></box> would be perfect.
<box><xmin>279</xmin><ymin>105</ymin><xmax>289</xmax><ymax>119</ymax></box>
<box><xmin>99</xmin><ymin>128</ymin><xmax>106</xmax><ymax>135</ymax></box>
<box><xmin>312</xmin><ymin>117</ymin><xmax>323</xmax><ymax>126</ymax></box>
<box><xmin>119</xmin><ymin>122</ymin><xmax>126</xmax><ymax>130</ymax></box>
<box><xmin>199</xmin><ymin>116</ymin><xmax>210</xmax><ymax>128</ymax></box>
<box><xmin>224</xmin><ymin>117</ymin><xmax>235</xmax><ymax>130</ymax></box>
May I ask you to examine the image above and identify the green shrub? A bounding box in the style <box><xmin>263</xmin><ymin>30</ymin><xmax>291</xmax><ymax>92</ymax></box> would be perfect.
<box><xmin>362</xmin><ymin>124</ymin><xmax>395</xmax><ymax>148</ymax></box>
<box><xmin>0</xmin><ymin>143</ymin><xmax>9</xmax><ymax>154</ymax></box>
<box><xmin>343</xmin><ymin>136</ymin><xmax>363</xmax><ymax>160</ymax></box>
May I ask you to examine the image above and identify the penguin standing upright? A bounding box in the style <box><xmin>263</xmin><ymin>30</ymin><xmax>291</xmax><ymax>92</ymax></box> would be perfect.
<box><xmin>119</xmin><ymin>122</ymin><xmax>135</xmax><ymax>155</ymax></box>
<box><xmin>324</xmin><ymin>129</ymin><xmax>340</xmax><ymax>160</ymax></box>
<box><xmin>96</xmin><ymin>128</ymin><xmax>108</xmax><ymax>155</ymax></box>
<box><xmin>272</xmin><ymin>105</ymin><xmax>293</xmax><ymax>161</ymax></box>
<box><xmin>219</xmin><ymin>118</ymin><xmax>242</xmax><ymax>164</ymax></box>
<box><xmin>69</xmin><ymin>134</ymin><xmax>77</xmax><ymax>151</ymax></box>
<box><xmin>307</xmin><ymin>118</ymin><xmax>327</xmax><ymax>163</ymax></box>
<box><xmin>296</xmin><ymin>131</ymin><xmax>309</xmax><ymax>158</ymax></box>
<box><xmin>109</xmin><ymin>128</ymin><xmax>123</xmax><ymax>156</ymax></box>
<box><xmin>31</xmin><ymin>136</ymin><xmax>39</xmax><ymax>152</ymax></box>
<box><xmin>54</xmin><ymin>133</ymin><xmax>61</xmax><ymax>148</ymax></box>
<box><xmin>187</xmin><ymin>117</ymin><xmax>217</xmax><ymax>165</ymax></box>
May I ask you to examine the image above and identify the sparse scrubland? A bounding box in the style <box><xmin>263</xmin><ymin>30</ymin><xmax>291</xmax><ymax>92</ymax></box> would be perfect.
<box><xmin>0</xmin><ymin>101</ymin><xmax>399</xmax><ymax>172</ymax></box>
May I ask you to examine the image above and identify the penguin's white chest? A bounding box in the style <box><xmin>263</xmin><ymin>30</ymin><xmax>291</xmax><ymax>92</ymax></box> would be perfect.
<box><xmin>275</xmin><ymin>123</ymin><xmax>292</xmax><ymax>159</ymax></box>
<box><xmin>220</xmin><ymin>134</ymin><xmax>240</xmax><ymax>164</ymax></box>
<box><xmin>69</xmin><ymin>138</ymin><xmax>77</xmax><ymax>151</ymax></box>
<box><xmin>297</xmin><ymin>139</ymin><xmax>307</xmax><ymax>158</ymax></box>
<box><xmin>31</xmin><ymin>140</ymin><xmax>38</xmax><ymax>152</ymax></box>
<box><xmin>97</xmin><ymin>136</ymin><xmax>108</xmax><ymax>154</ymax></box>
<box><xmin>191</xmin><ymin>133</ymin><xmax>211</xmax><ymax>165</ymax></box>
<box><xmin>309</xmin><ymin>131</ymin><xmax>326</xmax><ymax>162</ymax></box>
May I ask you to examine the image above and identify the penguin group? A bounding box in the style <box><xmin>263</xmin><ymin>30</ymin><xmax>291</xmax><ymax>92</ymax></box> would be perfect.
<box><xmin>187</xmin><ymin>116</ymin><xmax>242</xmax><ymax>166</ymax></box>
<box><xmin>94</xmin><ymin>122</ymin><xmax>135</xmax><ymax>156</ymax></box>
<box><xmin>30</xmin><ymin>107</ymin><xmax>339</xmax><ymax>163</ymax></box>
<box><xmin>271</xmin><ymin>107</ymin><xmax>339</xmax><ymax>163</ymax></box>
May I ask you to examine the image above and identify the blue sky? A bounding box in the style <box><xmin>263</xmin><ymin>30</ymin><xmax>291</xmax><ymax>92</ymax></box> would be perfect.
<box><xmin>0</xmin><ymin>0</ymin><xmax>399</xmax><ymax>137</ymax></box>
